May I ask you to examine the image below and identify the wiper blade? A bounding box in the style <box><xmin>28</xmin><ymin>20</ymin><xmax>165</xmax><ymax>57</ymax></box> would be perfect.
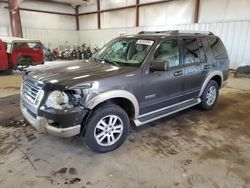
<box><xmin>100</xmin><ymin>58</ymin><xmax>120</xmax><ymax>66</ymax></box>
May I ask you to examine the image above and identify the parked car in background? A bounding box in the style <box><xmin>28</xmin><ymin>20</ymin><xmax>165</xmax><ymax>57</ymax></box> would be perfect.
<box><xmin>20</xmin><ymin>30</ymin><xmax>229</xmax><ymax>153</ymax></box>
<box><xmin>0</xmin><ymin>37</ymin><xmax>44</xmax><ymax>72</ymax></box>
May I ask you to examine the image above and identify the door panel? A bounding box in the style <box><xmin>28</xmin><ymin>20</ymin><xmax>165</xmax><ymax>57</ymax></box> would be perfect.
<box><xmin>182</xmin><ymin>38</ymin><xmax>209</xmax><ymax>100</ymax></box>
<box><xmin>140</xmin><ymin>39</ymin><xmax>183</xmax><ymax>115</ymax></box>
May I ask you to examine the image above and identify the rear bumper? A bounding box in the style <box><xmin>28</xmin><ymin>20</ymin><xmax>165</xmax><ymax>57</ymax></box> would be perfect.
<box><xmin>20</xmin><ymin>102</ymin><xmax>81</xmax><ymax>137</ymax></box>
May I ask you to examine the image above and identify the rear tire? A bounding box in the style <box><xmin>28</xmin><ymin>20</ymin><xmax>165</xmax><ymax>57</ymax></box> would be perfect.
<box><xmin>200</xmin><ymin>80</ymin><xmax>219</xmax><ymax>110</ymax></box>
<box><xmin>83</xmin><ymin>104</ymin><xmax>130</xmax><ymax>153</ymax></box>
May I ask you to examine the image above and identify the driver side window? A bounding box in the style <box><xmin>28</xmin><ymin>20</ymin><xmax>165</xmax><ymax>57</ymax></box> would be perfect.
<box><xmin>154</xmin><ymin>40</ymin><xmax>179</xmax><ymax>68</ymax></box>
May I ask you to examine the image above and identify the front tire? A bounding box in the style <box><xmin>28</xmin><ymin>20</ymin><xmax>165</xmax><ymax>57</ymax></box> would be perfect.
<box><xmin>200</xmin><ymin>80</ymin><xmax>219</xmax><ymax>110</ymax></box>
<box><xmin>83</xmin><ymin>104</ymin><xmax>130</xmax><ymax>153</ymax></box>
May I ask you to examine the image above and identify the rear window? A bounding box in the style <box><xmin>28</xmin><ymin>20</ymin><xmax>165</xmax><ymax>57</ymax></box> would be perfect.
<box><xmin>207</xmin><ymin>37</ymin><xmax>228</xmax><ymax>60</ymax></box>
<box><xmin>13</xmin><ymin>42</ymin><xmax>42</xmax><ymax>49</ymax></box>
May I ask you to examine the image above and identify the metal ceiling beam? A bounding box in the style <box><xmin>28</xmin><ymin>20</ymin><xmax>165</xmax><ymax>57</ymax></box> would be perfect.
<box><xmin>78</xmin><ymin>0</ymin><xmax>176</xmax><ymax>16</ymax></box>
<box><xmin>4</xmin><ymin>6</ymin><xmax>75</xmax><ymax>16</ymax></box>
<box><xmin>26</xmin><ymin>0</ymin><xmax>72</xmax><ymax>7</ymax></box>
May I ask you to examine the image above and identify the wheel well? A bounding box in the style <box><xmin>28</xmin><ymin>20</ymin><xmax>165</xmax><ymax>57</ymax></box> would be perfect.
<box><xmin>211</xmin><ymin>75</ymin><xmax>222</xmax><ymax>88</ymax></box>
<box><xmin>91</xmin><ymin>98</ymin><xmax>135</xmax><ymax>119</ymax></box>
<box><xmin>80</xmin><ymin>98</ymin><xmax>136</xmax><ymax>134</ymax></box>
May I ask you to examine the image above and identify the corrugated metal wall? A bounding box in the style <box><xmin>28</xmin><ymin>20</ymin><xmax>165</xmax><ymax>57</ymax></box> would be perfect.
<box><xmin>0</xmin><ymin>1</ymin><xmax>77</xmax><ymax>49</ymax></box>
<box><xmin>145</xmin><ymin>21</ymin><xmax>250</xmax><ymax>69</ymax></box>
<box><xmin>2</xmin><ymin>0</ymin><xmax>250</xmax><ymax>69</ymax></box>
<box><xmin>1</xmin><ymin>21</ymin><xmax>250</xmax><ymax>69</ymax></box>
<box><xmin>0</xmin><ymin>25</ymin><xmax>78</xmax><ymax>49</ymax></box>
<box><xmin>78</xmin><ymin>20</ymin><xmax>250</xmax><ymax>69</ymax></box>
<box><xmin>22</xmin><ymin>28</ymin><xmax>78</xmax><ymax>48</ymax></box>
<box><xmin>0</xmin><ymin>25</ymin><xmax>11</xmax><ymax>37</ymax></box>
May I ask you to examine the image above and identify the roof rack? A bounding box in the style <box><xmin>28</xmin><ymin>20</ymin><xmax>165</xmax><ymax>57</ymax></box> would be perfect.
<box><xmin>138</xmin><ymin>30</ymin><xmax>214</xmax><ymax>35</ymax></box>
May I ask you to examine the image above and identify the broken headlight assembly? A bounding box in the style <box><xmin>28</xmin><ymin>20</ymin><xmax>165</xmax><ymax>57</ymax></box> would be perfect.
<box><xmin>45</xmin><ymin>89</ymin><xmax>88</xmax><ymax>110</ymax></box>
<box><xmin>45</xmin><ymin>90</ymin><xmax>73</xmax><ymax>110</ymax></box>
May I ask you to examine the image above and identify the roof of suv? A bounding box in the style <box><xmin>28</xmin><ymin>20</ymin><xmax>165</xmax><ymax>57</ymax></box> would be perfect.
<box><xmin>125</xmin><ymin>30</ymin><xmax>216</xmax><ymax>40</ymax></box>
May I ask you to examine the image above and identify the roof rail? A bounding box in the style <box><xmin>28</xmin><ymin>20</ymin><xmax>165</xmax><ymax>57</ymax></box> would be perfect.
<box><xmin>138</xmin><ymin>30</ymin><xmax>214</xmax><ymax>35</ymax></box>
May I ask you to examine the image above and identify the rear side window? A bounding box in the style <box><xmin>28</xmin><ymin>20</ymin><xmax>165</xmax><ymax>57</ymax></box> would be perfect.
<box><xmin>207</xmin><ymin>37</ymin><xmax>228</xmax><ymax>60</ymax></box>
<box><xmin>28</xmin><ymin>42</ymin><xmax>42</xmax><ymax>49</ymax></box>
<box><xmin>183</xmin><ymin>38</ymin><xmax>207</xmax><ymax>65</ymax></box>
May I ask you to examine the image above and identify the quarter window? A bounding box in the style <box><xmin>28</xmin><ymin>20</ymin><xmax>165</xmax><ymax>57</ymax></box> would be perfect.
<box><xmin>207</xmin><ymin>37</ymin><xmax>228</xmax><ymax>60</ymax></box>
<box><xmin>183</xmin><ymin>38</ymin><xmax>207</xmax><ymax>65</ymax></box>
<box><xmin>154</xmin><ymin>40</ymin><xmax>179</xmax><ymax>68</ymax></box>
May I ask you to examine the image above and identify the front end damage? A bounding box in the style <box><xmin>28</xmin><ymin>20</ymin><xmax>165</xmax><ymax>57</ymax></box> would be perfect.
<box><xmin>20</xmin><ymin>76</ymin><xmax>88</xmax><ymax>137</ymax></box>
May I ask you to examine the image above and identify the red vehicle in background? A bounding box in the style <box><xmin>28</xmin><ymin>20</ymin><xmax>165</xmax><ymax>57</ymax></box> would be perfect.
<box><xmin>0</xmin><ymin>37</ymin><xmax>44</xmax><ymax>72</ymax></box>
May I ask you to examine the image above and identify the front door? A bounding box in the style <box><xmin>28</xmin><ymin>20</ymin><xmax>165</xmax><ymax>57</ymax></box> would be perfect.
<box><xmin>140</xmin><ymin>39</ymin><xmax>184</xmax><ymax>115</ymax></box>
<box><xmin>0</xmin><ymin>40</ymin><xmax>8</xmax><ymax>70</ymax></box>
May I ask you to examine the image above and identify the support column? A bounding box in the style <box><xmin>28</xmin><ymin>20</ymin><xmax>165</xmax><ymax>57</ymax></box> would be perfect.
<box><xmin>135</xmin><ymin>0</ymin><xmax>139</xmax><ymax>27</ymax></box>
<box><xmin>96</xmin><ymin>0</ymin><xmax>101</xmax><ymax>29</ymax></box>
<box><xmin>194</xmin><ymin>0</ymin><xmax>200</xmax><ymax>23</ymax></box>
<box><xmin>9</xmin><ymin>0</ymin><xmax>23</xmax><ymax>37</ymax></box>
<box><xmin>75</xmin><ymin>5</ymin><xmax>80</xmax><ymax>31</ymax></box>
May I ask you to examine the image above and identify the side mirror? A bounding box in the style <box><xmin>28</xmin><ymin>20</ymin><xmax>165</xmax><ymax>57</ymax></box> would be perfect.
<box><xmin>149</xmin><ymin>61</ymin><xmax>169</xmax><ymax>72</ymax></box>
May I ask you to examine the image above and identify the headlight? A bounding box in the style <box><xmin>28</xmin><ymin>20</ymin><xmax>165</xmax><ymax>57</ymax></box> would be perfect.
<box><xmin>45</xmin><ymin>90</ymin><xmax>70</xmax><ymax>110</ymax></box>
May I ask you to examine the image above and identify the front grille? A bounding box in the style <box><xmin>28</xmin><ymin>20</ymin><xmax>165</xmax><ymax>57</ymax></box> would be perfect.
<box><xmin>22</xmin><ymin>79</ymin><xmax>42</xmax><ymax>105</ymax></box>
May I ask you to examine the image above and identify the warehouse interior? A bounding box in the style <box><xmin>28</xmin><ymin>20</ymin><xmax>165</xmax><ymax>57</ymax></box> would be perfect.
<box><xmin>1</xmin><ymin>0</ymin><xmax>250</xmax><ymax>68</ymax></box>
<box><xmin>0</xmin><ymin>0</ymin><xmax>250</xmax><ymax>187</ymax></box>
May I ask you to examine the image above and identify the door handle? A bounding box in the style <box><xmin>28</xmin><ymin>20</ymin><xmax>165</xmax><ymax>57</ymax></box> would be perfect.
<box><xmin>174</xmin><ymin>70</ymin><xmax>183</xmax><ymax>76</ymax></box>
<box><xmin>203</xmin><ymin>64</ymin><xmax>210</xmax><ymax>70</ymax></box>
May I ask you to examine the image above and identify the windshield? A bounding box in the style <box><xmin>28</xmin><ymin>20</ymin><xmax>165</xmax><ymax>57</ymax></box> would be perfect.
<box><xmin>93</xmin><ymin>38</ymin><xmax>154</xmax><ymax>67</ymax></box>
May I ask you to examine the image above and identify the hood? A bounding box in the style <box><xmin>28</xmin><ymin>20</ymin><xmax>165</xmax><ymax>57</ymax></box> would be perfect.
<box><xmin>27</xmin><ymin>60</ymin><xmax>138</xmax><ymax>89</ymax></box>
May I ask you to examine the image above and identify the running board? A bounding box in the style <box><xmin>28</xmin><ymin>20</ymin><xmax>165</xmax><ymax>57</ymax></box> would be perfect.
<box><xmin>134</xmin><ymin>98</ymin><xmax>201</xmax><ymax>127</ymax></box>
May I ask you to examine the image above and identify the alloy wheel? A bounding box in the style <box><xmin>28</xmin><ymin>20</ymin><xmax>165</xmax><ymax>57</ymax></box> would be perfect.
<box><xmin>94</xmin><ymin>115</ymin><xmax>123</xmax><ymax>146</ymax></box>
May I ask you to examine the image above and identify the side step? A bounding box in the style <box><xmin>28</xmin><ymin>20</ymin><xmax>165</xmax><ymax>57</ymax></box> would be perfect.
<box><xmin>134</xmin><ymin>98</ymin><xmax>201</xmax><ymax>126</ymax></box>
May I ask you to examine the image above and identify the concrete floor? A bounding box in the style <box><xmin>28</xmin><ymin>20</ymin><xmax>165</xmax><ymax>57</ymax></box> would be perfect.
<box><xmin>0</xmin><ymin>66</ymin><xmax>250</xmax><ymax>188</ymax></box>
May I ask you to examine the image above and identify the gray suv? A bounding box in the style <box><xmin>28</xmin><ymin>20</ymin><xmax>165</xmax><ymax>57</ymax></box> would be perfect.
<box><xmin>20</xmin><ymin>30</ymin><xmax>229</xmax><ymax>152</ymax></box>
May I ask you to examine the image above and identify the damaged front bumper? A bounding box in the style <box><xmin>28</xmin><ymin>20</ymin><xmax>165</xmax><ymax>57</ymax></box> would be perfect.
<box><xmin>20</xmin><ymin>101</ymin><xmax>87</xmax><ymax>137</ymax></box>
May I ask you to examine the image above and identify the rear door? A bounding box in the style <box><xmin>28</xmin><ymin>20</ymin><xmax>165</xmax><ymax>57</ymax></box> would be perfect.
<box><xmin>0</xmin><ymin>40</ymin><xmax>8</xmax><ymax>70</ymax></box>
<box><xmin>181</xmin><ymin>37</ymin><xmax>209</xmax><ymax>100</ymax></box>
<box><xmin>140</xmin><ymin>38</ymin><xmax>184</xmax><ymax>114</ymax></box>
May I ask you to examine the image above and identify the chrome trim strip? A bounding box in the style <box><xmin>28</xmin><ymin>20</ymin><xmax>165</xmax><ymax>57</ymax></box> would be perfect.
<box><xmin>86</xmin><ymin>90</ymin><xmax>140</xmax><ymax>118</ymax></box>
<box><xmin>46</xmin><ymin>125</ymin><xmax>81</xmax><ymax>137</ymax></box>
<box><xmin>134</xmin><ymin>98</ymin><xmax>201</xmax><ymax>127</ymax></box>
<box><xmin>138</xmin><ymin>99</ymin><xmax>194</xmax><ymax>118</ymax></box>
